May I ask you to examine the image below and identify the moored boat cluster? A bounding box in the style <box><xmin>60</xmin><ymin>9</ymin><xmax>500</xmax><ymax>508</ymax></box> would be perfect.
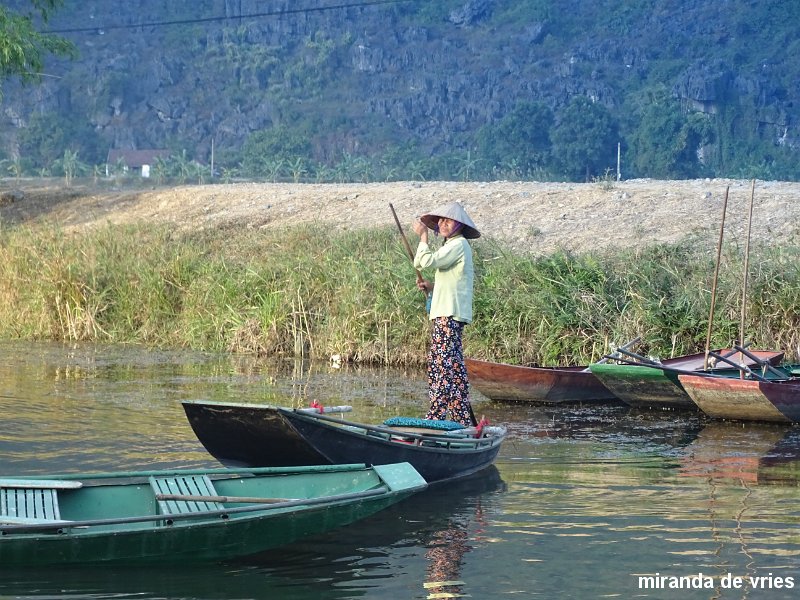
<box><xmin>467</xmin><ymin>344</ymin><xmax>800</xmax><ymax>424</ymax></box>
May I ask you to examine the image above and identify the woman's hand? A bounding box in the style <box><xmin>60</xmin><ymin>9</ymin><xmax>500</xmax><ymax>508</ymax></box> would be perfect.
<box><xmin>417</xmin><ymin>278</ymin><xmax>433</xmax><ymax>294</ymax></box>
<box><xmin>412</xmin><ymin>218</ymin><xmax>428</xmax><ymax>242</ymax></box>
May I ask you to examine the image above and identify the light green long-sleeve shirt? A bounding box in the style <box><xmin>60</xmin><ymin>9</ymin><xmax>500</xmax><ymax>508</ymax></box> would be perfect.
<box><xmin>413</xmin><ymin>234</ymin><xmax>474</xmax><ymax>323</ymax></box>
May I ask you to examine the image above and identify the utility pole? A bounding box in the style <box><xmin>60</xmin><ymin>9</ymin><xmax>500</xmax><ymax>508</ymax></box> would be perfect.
<box><xmin>210</xmin><ymin>137</ymin><xmax>215</xmax><ymax>181</ymax></box>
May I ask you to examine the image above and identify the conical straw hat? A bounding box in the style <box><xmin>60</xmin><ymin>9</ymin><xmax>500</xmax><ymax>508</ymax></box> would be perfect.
<box><xmin>419</xmin><ymin>201</ymin><xmax>481</xmax><ymax>239</ymax></box>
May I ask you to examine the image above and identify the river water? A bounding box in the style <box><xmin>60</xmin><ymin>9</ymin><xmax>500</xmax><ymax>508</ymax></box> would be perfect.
<box><xmin>0</xmin><ymin>341</ymin><xmax>798</xmax><ymax>599</ymax></box>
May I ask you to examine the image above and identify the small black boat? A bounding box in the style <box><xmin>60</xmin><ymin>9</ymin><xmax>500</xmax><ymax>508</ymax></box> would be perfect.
<box><xmin>181</xmin><ymin>400</ymin><xmax>507</xmax><ymax>484</ymax></box>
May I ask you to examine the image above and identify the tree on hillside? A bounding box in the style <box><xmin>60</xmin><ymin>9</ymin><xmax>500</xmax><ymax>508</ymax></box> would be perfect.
<box><xmin>629</xmin><ymin>96</ymin><xmax>713</xmax><ymax>179</ymax></box>
<box><xmin>550</xmin><ymin>96</ymin><xmax>618</xmax><ymax>182</ymax></box>
<box><xmin>0</xmin><ymin>1</ymin><xmax>75</xmax><ymax>98</ymax></box>
<box><xmin>241</xmin><ymin>126</ymin><xmax>312</xmax><ymax>178</ymax></box>
<box><xmin>475</xmin><ymin>101</ymin><xmax>554</xmax><ymax>178</ymax></box>
<box><xmin>18</xmin><ymin>111</ymin><xmax>104</xmax><ymax>169</ymax></box>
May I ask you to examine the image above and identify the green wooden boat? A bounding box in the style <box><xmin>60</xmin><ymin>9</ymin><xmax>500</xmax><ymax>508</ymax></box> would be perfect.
<box><xmin>0</xmin><ymin>462</ymin><xmax>426</xmax><ymax>566</ymax></box>
<box><xmin>588</xmin><ymin>349</ymin><xmax>785</xmax><ymax>410</ymax></box>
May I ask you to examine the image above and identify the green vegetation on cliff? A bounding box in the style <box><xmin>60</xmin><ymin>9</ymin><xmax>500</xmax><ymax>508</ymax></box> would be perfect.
<box><xmin>3</xmin><ymin>0</ymin><xmax>800</xmax><ymax>183</ymax></box>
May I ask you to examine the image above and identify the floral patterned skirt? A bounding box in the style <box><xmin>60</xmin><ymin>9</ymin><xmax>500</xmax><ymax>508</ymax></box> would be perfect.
<box><xmin>425</xmin><ymin>316</ymin><xmax>475</xmax><ymax>426</ymax></box>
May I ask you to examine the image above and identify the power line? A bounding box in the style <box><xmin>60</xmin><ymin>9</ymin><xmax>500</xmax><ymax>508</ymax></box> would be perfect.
<box><xmin>45</xmin><ymin>0</ymin><xmax>412</xmax><ymax>34</ymax></box>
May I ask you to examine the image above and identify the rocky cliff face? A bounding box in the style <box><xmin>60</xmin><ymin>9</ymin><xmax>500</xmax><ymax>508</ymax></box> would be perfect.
<box><xmin>2</xmin><ymin>0</ymin><xmax>797</xmax><ymax>166</ymax></box>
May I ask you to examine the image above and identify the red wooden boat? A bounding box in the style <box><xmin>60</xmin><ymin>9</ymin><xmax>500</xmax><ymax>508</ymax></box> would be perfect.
<box><xmin>464</xmin><ymin>357</ymin><xmax>617</xmax><ymax>404</ymax></box>
<box><xmin>679</xmin><ymin>372</ymin><xmax>800</xmax><ymax>423</ymax></box>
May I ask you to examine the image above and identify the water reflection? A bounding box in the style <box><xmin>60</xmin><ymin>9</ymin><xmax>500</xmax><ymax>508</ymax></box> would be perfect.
<box><xmin>679</xmin><ymin>421</ymin><xmax>800</xmax><ymax>485</ymax></box>
<box><xmin>422</xmin><ymin>504</ymin><xmax>479</xmax><ymax>599</ymax></box>
<box><xmin>1</xmin><ymin>341</ymin><xmax>800</xmax><ymax>599</ymax></box>
<box><xmin>237</xmin><ymin>468</ymin><xmax>506</xmax><ymax>599</ymax></box>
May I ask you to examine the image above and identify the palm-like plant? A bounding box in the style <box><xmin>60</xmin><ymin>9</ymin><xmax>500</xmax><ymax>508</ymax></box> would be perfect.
<box><xmin>289</xmin><ymin>157</ymin><xmax>306</xmax><ymax>183</ymax></box>
<box><xmin>6</xmin><ymin>157</ymin><xmax>23</xmax><ymax>181</ymax></box>
<box><xmin>59</xmin><ymin>149</ymin><xmax>82</xmax><ymax>187</ymax></box>
<box><xmin>456</xmin><ymin>150</ymin><xmax>480</xmax><ymax>182</ymax></box>
<box><xmin>92</xmin><ymin>164</ymin><xmax>104</xmax><ymax>186</ymax></box>
<box><xmin>190</xmin><ymin>161</ymin><xmax>210</xmax><ymax>184</ymax></box>
<box><xmin>153</xmin><ymin>156</ymin><xmax>169</xmax><ymax>185</ymax></box>
<box><xmin>265</xmin><ymin>158</ymin><xmax>284</xmax><ymax>183</ymax></box>
<box><xmin>220</xmin><ymin>166</ymin><xmax>238</xmax><ymax>184</ymax></box>
<box><xmin>170</xmin><ymin>150</ymin><xmax>192</xmax><ymax>184</ymax></box>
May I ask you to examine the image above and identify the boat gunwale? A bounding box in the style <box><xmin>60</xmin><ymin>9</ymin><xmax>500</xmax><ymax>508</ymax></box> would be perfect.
<box><xmin>1</xmin><ymin>462</ymin><xmax>376</xmax><ymax>482</ymax></box>
<box><xmin>182</xmin><ymin>400</ymin><xmax>507</xmax><ymax>447</ymax></box>
<box><xmin>0</xmin><ymin>485</ymin><xmax>393</xmax><ymax>534</ymax></box>
<box><xmin>279</xmin><ymin>407</ymin><xmax>506</xmax><ymax>450</ymax></box>
<box><xmin>465</xmin><ymin>357</ymin><xmax>594</xmax><ymax>374</ymax></box>
<box><xmin>590</xmin><ymin>359</ymin><xmax>792</xmax><ymax>381</ymax></box>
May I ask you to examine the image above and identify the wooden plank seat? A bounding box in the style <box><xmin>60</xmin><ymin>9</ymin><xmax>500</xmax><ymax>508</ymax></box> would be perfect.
<box><xmin>149</xmin><ymin>474</ymin><xmax>225</xmax><ymax>515</ymax></box>
<box><xmin>0</xmin><ymin>479</ymin><xmax>80</xmax><ymax>525</ymax></box>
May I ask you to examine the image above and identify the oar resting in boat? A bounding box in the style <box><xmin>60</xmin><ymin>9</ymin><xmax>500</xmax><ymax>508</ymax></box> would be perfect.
<box><xmin>610</xmin><ymin>346</ymin><xmax>771</xmax><ymax>382</ymax></box>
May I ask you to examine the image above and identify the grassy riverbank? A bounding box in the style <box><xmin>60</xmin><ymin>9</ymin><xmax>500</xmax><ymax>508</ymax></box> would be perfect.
<box><xmin>1</xmin><ymin>222</ymin><xmax>798</xmax><ymax>365</ymax></box>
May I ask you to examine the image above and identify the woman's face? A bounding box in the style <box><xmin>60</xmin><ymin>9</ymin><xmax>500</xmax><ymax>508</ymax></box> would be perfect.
<box><xmin>437</xmin><ymin>217</ymin><xmax>461</xmax><ymax>238</ymax></box>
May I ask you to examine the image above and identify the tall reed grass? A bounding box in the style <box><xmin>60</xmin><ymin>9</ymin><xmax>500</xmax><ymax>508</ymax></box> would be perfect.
<box><xmin>0</xmin><ymin>221</ymin><xmax>796</xmax><ymax>365</ymax></box>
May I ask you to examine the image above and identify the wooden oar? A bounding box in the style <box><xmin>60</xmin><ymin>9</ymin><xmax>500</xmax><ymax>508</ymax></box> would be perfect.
<box><xmin>708</xmin><ymin>351</ymin><xmax>785</xmax><ymax>381</ymax></box>
<box><xmin>704</xmin><ymin>186</ymin><xmax>729</xmax><ymax>370</ymax></box>
<box><xmin>389</xmin><ymin>203</ymin><xmax>428</xmax><ymax>297</ymax></box>
<box><xmin>703</xmin><ymin>350</ymin><xmax>769</xmax><ymax>381</ymax></box>
<box><xmin>591</xmin><ymin>336</ymin><xmax>642</xmax><ymax>367</ymax></box>
<box><xmin>732</xmin><ymin>344</ymin><xmax>787</xmax><ymax>379</ymax></box>
<box><xmin>610</xmin><ymin>353</ymin><xmax>767</xmax><ymax>382</ymax></box>
<box><xmin>609</xmin><ymin>343</ymin><xmax>772</xmax><ymax>381</ymax></box>
<box><xmin>1</xmin><ymin>487</ymin><xmax>390</xmax><ymax>532</ymax></box>
<box><xmin>609</xmin><ymin>346</ymin><xmax>662</xmax><ymax>366</ymax></box>
<box><xmin>614</xmin><ymin>343</ymin><xmax>753</xmax><ymax>367</ymax></box>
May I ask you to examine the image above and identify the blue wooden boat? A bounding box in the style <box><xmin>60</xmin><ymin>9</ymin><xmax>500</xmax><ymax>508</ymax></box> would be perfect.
<box><xmin>0</xmin><ymin>462</ymin><xmax>426</xmax><ymax>566</ymax></box>
<box><xmin>181</xmin><ymin>400</ymin><xmax>507</xmax><ymax>483</ymax></box>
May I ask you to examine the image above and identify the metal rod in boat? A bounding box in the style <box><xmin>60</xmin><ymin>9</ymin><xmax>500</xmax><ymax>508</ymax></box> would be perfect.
<box><xmin>293</xmin><ymin>409</ymin><xmax>499</xmax><ymax>441</ymax></box>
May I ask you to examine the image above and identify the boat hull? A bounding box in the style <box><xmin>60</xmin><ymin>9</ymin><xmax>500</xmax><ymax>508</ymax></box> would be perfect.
<box><xmin>589</xmin><ymin>362</ymin><xmax>693</xmax><ymax>409</ymax></box>
<box><xmin>180</xmin><ymin>402</ymin><xmax>329</xmax><ymax>467</ymax></box>
<box><xmin>589</xmin><ymin>350</ymin><xmax>785</xmax><ymax>410</ymax></box>
<box><xmin>182</xmin><ymin>401</ymin><xmax>506</xmax><ymax>483</ymax></box>
<box><xmin>465</xmin><ymin>358</ymin><xmax>616</xmax><ymax>403</ymax></box>
<box><xmin>679</xmin><ymin>374</ymin><xmax>800</xmax><ymax>423</ymax></box>
<box><xmin>0</xmin><ymin>463</ymin><xmax>426</xmax><ymax>566</ymax></box>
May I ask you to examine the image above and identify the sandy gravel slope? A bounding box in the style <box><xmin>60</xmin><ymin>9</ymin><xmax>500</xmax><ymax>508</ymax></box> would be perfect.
<box><xmin>2</xmin><ymin>178</ymin><xmax>798</xmax><ymax>255</ymax></box>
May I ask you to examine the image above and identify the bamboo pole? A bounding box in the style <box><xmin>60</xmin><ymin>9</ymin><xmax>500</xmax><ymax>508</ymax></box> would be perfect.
<box><xmin>704</xmin><ymin>186</ymin><xmax>729</xmax><ymax>370</ymax></box>
<box><xmin>740</xmin><ymin>179</ymin><xmax>756</xmax><ymax>376</ymax></box>
<box><xmin>389</xmin><ymin>203</ymin><xmax>428</xmax><ymax>297</ymax></box>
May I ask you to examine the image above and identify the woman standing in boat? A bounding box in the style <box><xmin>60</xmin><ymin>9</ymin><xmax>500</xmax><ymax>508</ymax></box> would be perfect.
<box><xmin>412</xmin><ymin>202</ymin><xmax>480</xmax><ymax>426</ymax></box>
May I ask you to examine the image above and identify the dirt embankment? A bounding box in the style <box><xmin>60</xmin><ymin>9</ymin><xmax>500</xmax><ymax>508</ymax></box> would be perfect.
<box><xmin>2</xmin><ymin>178</ymin><xmax>798</xmax><ymax>254</ymax></box>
